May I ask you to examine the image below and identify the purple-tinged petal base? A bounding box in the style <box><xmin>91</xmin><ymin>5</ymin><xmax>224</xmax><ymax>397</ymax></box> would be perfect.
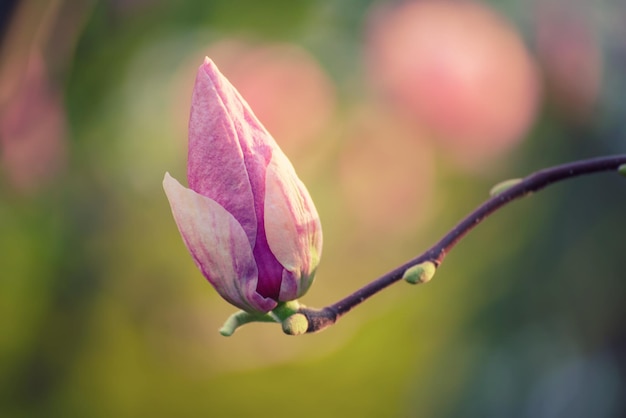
<box><xmin>264</xmin><ymin>153</ymin><xmax>322</xmax><ymax>300</ymax></box>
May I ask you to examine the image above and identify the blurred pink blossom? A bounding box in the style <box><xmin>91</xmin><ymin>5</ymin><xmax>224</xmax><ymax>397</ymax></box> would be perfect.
<box><xmin>0</xmin><ymin>53</ymin><xmax>67</xmax><ymax>194</ymax></box>
<box><xmin>534</xmin><ymin>0</ymin><xmax>602</xmax><ymax>120</ymax></box>
<box><xmin>339</xmin><ymin>105</ymin><xmax>434</xmax><ymax>234</ymax></box>
<box><xmin>367</xmin><ymin>0</ymin><xmax>541</xmax><ymax>168</ymax></box>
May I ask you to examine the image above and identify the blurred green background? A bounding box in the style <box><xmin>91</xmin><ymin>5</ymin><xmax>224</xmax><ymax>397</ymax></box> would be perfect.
<box><xmin>1</xmin><ymin>0</ymin><xmax>625</xmax><ymax>417</ymax></box>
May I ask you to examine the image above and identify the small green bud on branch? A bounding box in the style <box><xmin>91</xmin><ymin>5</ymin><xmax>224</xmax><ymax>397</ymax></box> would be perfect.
<box><xmin>489</xmin><ymin>178</ymin><xmax>523</xmax><ymax>196</ymax></box>
<box><xmin>403</xmin><ymin>261</ymin><xmax>437</xmax><ymax>285</ymax></box>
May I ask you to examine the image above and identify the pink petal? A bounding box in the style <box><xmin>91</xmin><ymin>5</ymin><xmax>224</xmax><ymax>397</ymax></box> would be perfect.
<box><xmin>264</xmin><ymin>153</ymin><xmax>323</xmax><ymax>300</ymax></box>
<box><xmin>190</xmin><ymin>57</ymin><xmax>291</xmax><ymax>300</ymax></box>
<box><xmin>163</xmin><ymin>173</ymin><xmax>277</xmax><ymax>313</ymax></box>
<box><xmin>187</xmin><ymin>57</ymin><xmax>270</xmax><ymax>247</ymax></box>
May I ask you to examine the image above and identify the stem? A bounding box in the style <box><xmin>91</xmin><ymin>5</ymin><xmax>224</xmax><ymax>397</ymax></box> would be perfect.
<box><xmin>299</xmin><ymin>155</ymin><xmax>626</xmax><ymax>333</ymax></box>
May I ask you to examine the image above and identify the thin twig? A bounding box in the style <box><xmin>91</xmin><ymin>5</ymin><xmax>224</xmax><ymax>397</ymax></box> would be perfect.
<box><xmin>298</xmin><ymin>155</ymin><xmax>626</xmax><ymax>333</ymax></box>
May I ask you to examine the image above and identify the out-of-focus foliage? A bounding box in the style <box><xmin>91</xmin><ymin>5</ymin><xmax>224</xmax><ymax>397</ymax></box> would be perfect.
<box><xmin>1</xmin><ymin>0</ymin><xmax>625</xmax><ymax>417</ymax></box>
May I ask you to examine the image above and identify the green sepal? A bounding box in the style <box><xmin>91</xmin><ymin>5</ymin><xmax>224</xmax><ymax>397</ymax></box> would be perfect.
<box><xmin>271</xmin><ymin>300</ymin><xmax>301</xmax><ymax>322</ymax></box>
<box><xmin>618</xmin><ymin>164</ymin><xmax>626</xmax><ymax>177</ymax></box>
<box><xmin>219</xmin><ymin>310</ymin><xmax>278</xmax><ymax>337</ymax></box>
<box><xmin>403</xmin><ymin>261</ymin><xmax>437</xmax><ymax>285</ymax></box>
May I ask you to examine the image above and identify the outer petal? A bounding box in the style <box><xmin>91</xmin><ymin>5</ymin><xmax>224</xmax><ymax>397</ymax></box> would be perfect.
<box><xmin>163</xmin><ymin>173</ymin><xmax>277</xmax><ymax>313</ymax></box>
<box><xmin>264</xmin><ymin>152</ymin><xmax>323</xmax><ymax>301</ymax></box>
<box><xmin>187</xmin><ymin>58</ymin><xmax>265</xmax><ymax>247</ymax></box>
<box><xmin>190</xmin><ymin>58</ymin><xmax>290</xmax><ymax>300</ymax></box>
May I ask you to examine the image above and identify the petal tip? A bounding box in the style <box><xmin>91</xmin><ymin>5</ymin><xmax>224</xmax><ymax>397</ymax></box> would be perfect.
<box><xmin>162</xmin><ymin>171</ymin><xmax>179</xmax><ymax>191</ymax></box>
<box><xmin>200</xmin><ymin>56</ymin><xmax>218</xmax><ymax>76</ymax></box>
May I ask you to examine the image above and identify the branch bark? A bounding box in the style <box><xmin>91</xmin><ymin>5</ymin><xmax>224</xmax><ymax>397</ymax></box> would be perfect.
<box><xmin>295</xmin><ymin>155</ymin><xmax>626</xmax><ymax>334</ymax></box>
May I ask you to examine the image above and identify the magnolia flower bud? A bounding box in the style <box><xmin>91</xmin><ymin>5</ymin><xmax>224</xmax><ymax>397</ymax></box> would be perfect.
<box><xmin>164</xmin><ymin>57</ymin><xmax>322</xmax><ymax>314</ymax></box>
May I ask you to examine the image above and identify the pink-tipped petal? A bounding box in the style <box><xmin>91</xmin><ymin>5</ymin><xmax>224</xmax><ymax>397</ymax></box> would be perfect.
<box><xmin>264</xmin><ymin>152</ymin><xmax>322</xmax><ymax>299</ymax></box>
<box><xmin>163</xmin><ymin>173</ymin><xmax>277</xmax><ymax>313</ymax></box>
<box><xmin>187</xmin><ymin>58</ymin><xmax>266</xmax><ymax>247</ymax></box>
<box><xmin>191</xmin><ymin>58</ymin><xmax>292</xmax><ymax>301</ymax></box>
